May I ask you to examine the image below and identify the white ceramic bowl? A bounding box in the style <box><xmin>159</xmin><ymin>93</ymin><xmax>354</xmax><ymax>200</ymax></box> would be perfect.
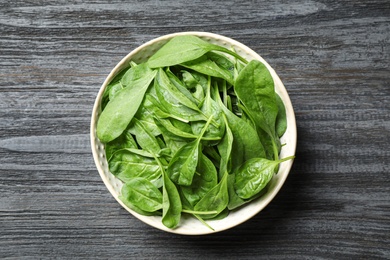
<box><xmin>90</xmin><ymin>32</ymin><xmax>297</xmax><ymax>235</ymax></box>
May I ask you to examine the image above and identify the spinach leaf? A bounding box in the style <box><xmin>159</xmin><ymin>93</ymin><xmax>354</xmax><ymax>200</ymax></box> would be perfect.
<box><xmin>119</xmin><ymin>194</ymin><xmax>161</xmax><ymax>217</ymax></box>
<box><xmin>214</xmin><ymin>85</ymin><xmax>266</xmax><ymax>169</ymax></box>
<box><xmin>157</xmin><ymin>69</ymin><xmax>201</xmax><ymax>111</ymax></box>
<box><xmin>130</xmin><ymin>118</ymin><xmax>161</xmax><ymax>155</ymax></box>
<box><xmin>227</xmin><ymin>171</ymin><xmax>269</xmax><ymax>210</ymax></box>
<box><xmin>108</xmin><ymin>148</ymin><xmax>161</xmax><ymax>185</ymax></box>
<box><xmin>154</xmin><ymin>118</ymin><xmax>197</xmax><ymax>140</ymax></box>
<box><xmin>166</xmin><ymin>68</ymin><xmax>200</xmax><ymax>106</ymax></box>
<box><xmin>238</xmin><ymin>103</ymin><xmax>275</xmax><ymax>160</ymax></box>
<box><xmin>234</xmin><ymin>156</ymin><xmax>294</xmax><ymax>199</ymax></box>
<box><xmin>153</xmin><ymin>117</ymin><xmax>190</xmax><ymax>155</ymax></box>
<box><xmin>227</xmin><ymin>172</ymin><xmax>246</xmax><ymax>210</ymax></box>
<box><xmin>143</xmin><ymin>94</ymin><xmax>189</xmax><ymax>123</ymax></box>
<box><xmin>107</xmin><ymin>81</ymin><xmax>123</xmax><ymax>101</ymax></box>
<box><xmin>193</xmin><ymin>171</ymin><xmax>229</xmax><ymax>219</ymax></box>
<box><xmin>119</xmin><ymin>147</ymin><xmax>155</xmax><ymax>158</ymax></box>
<box><xmin>148</xmin><ymin>35</ymin><xmax>247</xmax><ymax>68</ymax></box>
<box><xmin>202</xmin><ymin>146</ymin><xmax>221</xmax><ymax>170</ymax></box>
<box><xmin>217</xmin><ymin>114</ymin><xmax>233</xmax><ymax>180</ymax></box>
<box><xmin>167</xmin><ymin>115</ymin><xmax>214</xmax><ymax>186</ymax></box>
<box><xmin>107</xmin><ymin>61</ymin><xmax>140</xmax><ymax>100</ymax></box>
<box><xmin>97</xmin><ymin>63</ymin><xmax>157</xmax><ymax>143</ymax></box>
<box><xmin>275</xmin><ymin>93</ymin><xmax>287</xmax><ymax>138</ymax></box>
<box><xmin>181</xmin><ymin>70</ymin><xmax>206</xmax><ymax>90</ymax></box>
<box><xmin>155</xmin><ymin>69</ymin><xmax>207</xmax><ymax>122</ymax></box>
<box><xmin>155</xmin><ymin>117</ymin><xmax>220</xmax><ymax>142</ymax></box>
<box><xmin>132</xmin><ymin>99</ymin><xmax>161</xmax><ymax>136</ymax></box>
<box><xmin>206</xmin><ymin>207</ymin><xmax>230</xmax><ymax>221</ymax></box>
<box><xmin>105</xmin><ymin>126</ymin><xmax>138</xmax><ymax>161</ymax></box>
<box><xmin>101</xmin><ymin>67</ymin><xmax>130</xmax><ymax>109</ymax></box>
<box><xmin>170</xmin><ymin>118</ymin><xmax>193</xmax><ymax>134</ymax></box>
<box><xmin>120</xmin><ymin>61</ymin><xmax>146</xmax><ymax>88</ymax></box>
<box><xmin>207</xmin><ymin>52</ymin><xmax>235</xmax><ymax>74</ymax></box>
<box><xmin>159</xmin><ymin>159</ymin><xmax>182</xmax><ymax>229</ymax></box>
<box><xmin>233</xmin><ymin>53</ymin><xmax>246</xmax><ymax>81</ymax></box>
<box><xmin>181</xmin><ymin>54</ymin><xmax>234</xmax><ymax>85</ymax></box>
<box><xmin>181</xmin><ymin>70</ymin><xmax>208</xmax><ymax>102</ymax></box>
<box><xmin>119</xmin><ymin>177</ymin><xmax>163</xmax><ymax>213</ymax></box>
<box><xmin>180</xmin><ymin>153</ymin><xmax>218</xmax><ymax>207</ymax></box>
<box><xmin>191</xmin><ymin>77</ymin><xmax>225</xmax><ymax>142</ymax></box>
<box><xmin>234</xmin><ymin>59</ymin><xmax>279</xmax><ymax>159</ymax></box>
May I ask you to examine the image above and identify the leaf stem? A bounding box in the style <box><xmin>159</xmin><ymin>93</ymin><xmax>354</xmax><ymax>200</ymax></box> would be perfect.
<box><xmin>182</xmin><ymin>209</ymin><xmax>218</xmax><ymax>215</ymax></box>
<box><xmin>197</xmin><ymin>114</ymin><xmax>214</xmax><ymax>144</ymax></box>
<box><xmin>277</xmin><ymin>155</ymin><xmax>295</xmax><ymax>164</ymax></box>
<box><xmin>220</xmin><ymin>49</ymin><xmax>248</xmax><ymax>64</ymax></box>
<box><xmin>193</xmin><ymin>214</ymin><xmax>215</xmax><ymax>231</ymax></box>
<box><xmin>271</xmin><ymin>138</ymin><xmax>279</xmax><ymax>161</ymax></box>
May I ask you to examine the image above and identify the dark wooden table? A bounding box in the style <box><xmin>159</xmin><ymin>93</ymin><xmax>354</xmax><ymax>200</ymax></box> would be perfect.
<box><xmin>1</xmin><ymin>1</ymin><xmax>389</xmax><ymax>259</ymax></box>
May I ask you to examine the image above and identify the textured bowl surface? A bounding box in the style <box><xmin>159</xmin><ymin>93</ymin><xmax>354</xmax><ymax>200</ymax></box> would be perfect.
<box><xmin>90</xmin><ymin>32</ymin><xmax>297</xmax><ymax>235</ymax></box>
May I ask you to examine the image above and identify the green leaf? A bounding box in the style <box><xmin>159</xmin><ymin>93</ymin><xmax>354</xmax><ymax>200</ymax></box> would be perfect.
<box><xmin>155</xmin><ymin>121</ymin><xmax>189</xmax><ymax>155</ymax></box>
<box><xmin>202</xmin><ymin>146</ymin><xmax>221</xmax><ymax>170</ymax></box>
<box><xmin>155</xmin><ymin>69</ymin><xmax>207</xmax><ymax>122</ymax></box>
<box><xmin>120</xmin><ymin>178</ymin><xmax>163</xmax><ymax>213</ymax></box>
<box><xmin>191</xmin><ymin>78</ymin><xmax>225</xmax><ymax>142</ymax></box>
<box><xmin>107</xmin><ymin>81</ymin><xmax>123</xmax><ymax>101</ymax></box>
<box><xmin>234</xmin><ymin>156</ymin><xmax>294</xmax><ymax>199</ymax></box>
<box><xmin>130</xmin><ymin>118</ymin><xmax>161</xmax><ymax>155</ymax></box>
<box><xmin>101</xmin><ymin>67</ymin><xmax>130</xmax><ymax>109</ymax></box>
<box><xmin>227</xmin><ymin>172</ymin><xmax>246</xmax><ymax>210</ymax></box>
<box><xmin>180</xmin><ymin>153</ymin><xmax>218</xmax><ymax>207</ymax></box>
<box><xmin>154</xmin><ymin>117</ymin><xmax>198</xmax><ymax>140</ymax></box>
<box><xmin>161</xmin><ymin>164</ymin><xmax>182</xmax><ymax>229</ymax></box>
<box><xmin>97</xmin><ymin>63</ymin><xmax>157</xmax><ymax>143</ymax></box>
<box><xmin>194</xmin><ymin>171</ymin><xmax>229</xmax><ymax>219</ymax></box>
<box><xmin>217</xmin><ymin>114</ymin><xmax>233</xmax><ymax>180</ymax></box>
<box><xmin>166</xmin><ymin>68</ymin><xmax>200</xmax><ymax>106</ymax></box>
<box><xmin>181</xmin><ymin>70</ymin><xmax>207</xmax><ymax>102</ymax></box>
<box><xmin>155</xmin><ymin>117</ymin><xmax>220</xmax><ymax>142</ymax></box>
<box><xmin>233</xmin><ymin>53</ymin><xmax>246</xmax><ymax>81</ymax></box>
<box><xmin>108</xmin><ymin>149</ymin><xmax>161</xmax><ymax>185</ymax></box>
<box><xmin>119</xmin><ymin>148</ymin><xmax>155</xmax><ymax>158</ymax></box>
<box><xmin>148</xmin><ymin>35</ymin><xmax>247</xmax><ymax>68</ymax></box>
<box><xmin>104</xmin><ymin>126</ymin><xmax>138</xmax><ymax>160</ymax></box>
<box><xmin>234</xmin><ymin>59</ymin><xmax>281</xmax><ymax>160</ymax></box>
<box><xmin>234</xmin><ymin>60</ymin><xmax>278</xmax><ymax>138</ymax></box>
<box><xmin>143</xmin><ymin>94</ymin><xmax>189</xmax><ymax>123</ymax></box>
<box><xmin>132</xmin><ymin>98</ymin><xmax>162</xmax><ymax>136</ymax></box>
<box><xmin>119</xmin><ymin>195</ymin><xmax>161</xmax><ymax>216</ymax></box>
<box><xmin>158</xmin><ymin>69</ymin><xmax>201</xmax><ymax>112</ymax></box>
<box><xmin>238</xmin><ymin>103</ymin><xmax>275</xmax><ymax>160</ymax></box>
<box><xmin>181</xmin><ymin>54</ymin><xmax>234</xmax><ymax>85</ymax></box>
<box><xmin>214</xmin><ymin>85</ymin><xmax>266</xmax><ymax>169</ymax></box>
<box><xmin>167</xmin><ymin>115</ymin><xmax>214</xmax><ymax>186</ymax></box>
<box><xmin>275</xmin><ymin>93</ymin><xmax>287</xmax><ymax>138</ymax></box>
<box><xmin>207</xmin><ymin>52</ymin><xmax>235</xmax><ymax>74</ymax></box>
<box><xmin>227</xmin><ymin>171</ymin><xmax>269</xmax><ymax>210</ymax></box>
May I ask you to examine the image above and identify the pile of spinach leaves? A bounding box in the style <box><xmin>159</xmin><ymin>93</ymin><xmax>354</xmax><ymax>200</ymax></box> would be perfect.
<box><xmin>97</xmin><ymin>35</ymin><xmax>294</xmax><ymax>230</ymax></box>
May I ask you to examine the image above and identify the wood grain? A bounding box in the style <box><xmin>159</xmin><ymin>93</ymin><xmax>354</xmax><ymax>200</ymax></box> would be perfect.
<box><xmin>1</xmin><ymin>0</ymin><xmax>389</xmax><ymax>259</ymax></box>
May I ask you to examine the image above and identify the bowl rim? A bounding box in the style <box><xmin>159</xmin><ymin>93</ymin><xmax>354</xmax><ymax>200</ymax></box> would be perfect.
<box><xmin>90</xmin><ymin>31</ymin><xmax>297</xmax><ymax>235</ymax></box>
